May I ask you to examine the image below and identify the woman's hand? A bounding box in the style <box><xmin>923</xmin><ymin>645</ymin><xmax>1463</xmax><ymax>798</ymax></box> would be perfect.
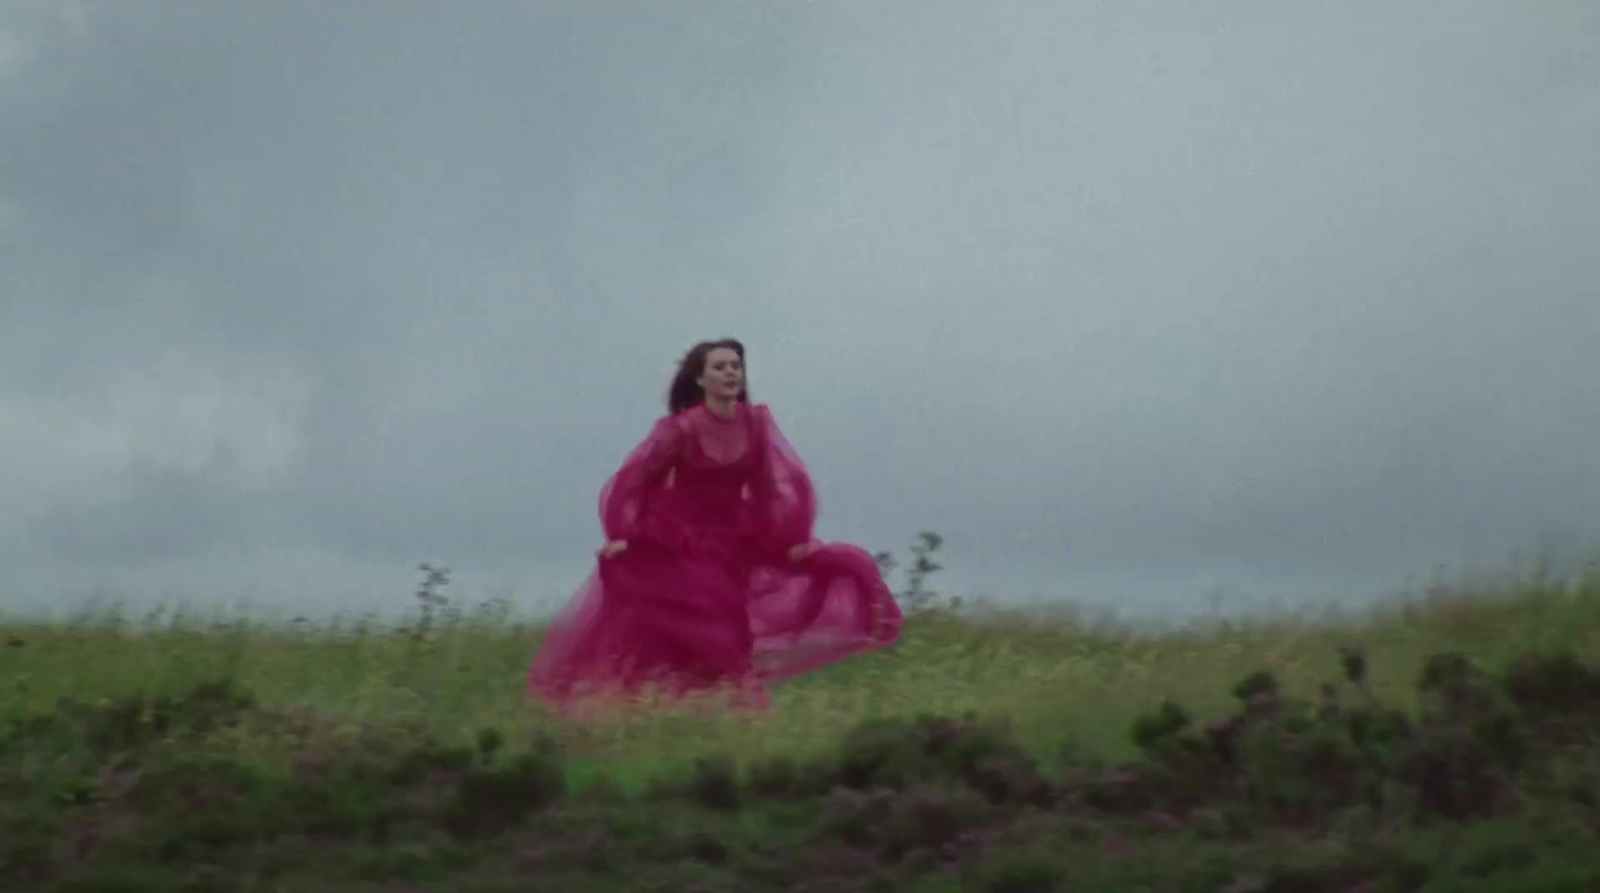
<box><xmin>598</xmin><ymin>540</ymin><xmax>629</xmax><ymax>559</ymax></box>
<box><xmin>787</xmin><ymin>541</ymin><xmax>820</xmax><ymax>563</ymax></box>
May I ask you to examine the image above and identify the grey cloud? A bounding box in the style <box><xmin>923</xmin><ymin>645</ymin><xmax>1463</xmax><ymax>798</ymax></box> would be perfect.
<box><xmin>24</xmin><ymin>466</ymin><xmax>255</xmax><ymax>566</ymax></box>
<box><xmin>2</xmin><ymin>1</ymin><xmax>1597</xmax><ymax>618</ymax></box>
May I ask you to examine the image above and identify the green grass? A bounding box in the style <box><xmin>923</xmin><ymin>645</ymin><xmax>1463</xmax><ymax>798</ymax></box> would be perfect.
<box><xmin>5</xmin><ymin>563</ymin><xmax>1600</xmax><ymax>891</ymax></box>
<box><xmin>5</xmin><ymin>567</ymin><xmax>1600</xmax><ymax>788</ymax></box>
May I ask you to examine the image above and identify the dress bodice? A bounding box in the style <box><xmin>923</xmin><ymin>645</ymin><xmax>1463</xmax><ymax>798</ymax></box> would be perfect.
<box><xmin>656</xmin><ymin>404</ymin><xmax>761</xmax><ymax>527</ymax></box>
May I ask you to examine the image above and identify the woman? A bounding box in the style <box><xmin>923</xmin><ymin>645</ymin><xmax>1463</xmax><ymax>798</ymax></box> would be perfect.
<box><xmin>527</xmin><ymin>338</ymin><xmax>904</xmax><ymax>713</ymax></box>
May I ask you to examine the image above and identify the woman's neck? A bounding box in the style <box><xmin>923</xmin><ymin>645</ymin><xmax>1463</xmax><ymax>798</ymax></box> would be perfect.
<box><xmin>703</xmin><ymin>395</ymin><xmax>738</xmax><ymax>420</ymax></box>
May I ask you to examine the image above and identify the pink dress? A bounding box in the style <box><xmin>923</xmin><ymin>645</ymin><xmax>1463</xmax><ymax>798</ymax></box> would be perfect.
<box><xmin>527</xmin><ymin>401</ymin><xmax>904</xmax><ymax>712</ymax></box>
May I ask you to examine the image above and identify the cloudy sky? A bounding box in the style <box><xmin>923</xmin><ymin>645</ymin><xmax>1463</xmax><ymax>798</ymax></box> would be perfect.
<box><xmin>3</xmin><ymin>1</ymin><xmax>1597</xmax><ymax>622</ymax></box>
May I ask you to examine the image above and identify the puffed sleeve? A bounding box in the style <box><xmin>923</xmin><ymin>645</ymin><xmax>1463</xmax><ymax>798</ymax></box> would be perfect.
<box><xmin>598</xmin><ymin>413</ymin><xmax>689</xmax><ymax>543</ymax></box>
<box><xmin>745</xmin><ymin>404</ymin><xmax>819</xmax><ymax>558</ymax></box>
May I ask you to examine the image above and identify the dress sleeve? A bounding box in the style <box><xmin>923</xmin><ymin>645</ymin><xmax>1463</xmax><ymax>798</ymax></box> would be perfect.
<box><xmin>598</xmin><ymin>413</ymin><xmax>688</xmax><ymax>543</ymax></box>
<box><xmin>746</xmin><ymin>404</ymin><xmax>819</xmax><ymax>557</ymax></box>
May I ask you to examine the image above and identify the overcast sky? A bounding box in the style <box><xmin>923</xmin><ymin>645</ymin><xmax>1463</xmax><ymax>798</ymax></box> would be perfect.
<box><xmin>3</xmin><ymin>1</ymin><xmax>1597</xmax><ymax>623</ymax></box>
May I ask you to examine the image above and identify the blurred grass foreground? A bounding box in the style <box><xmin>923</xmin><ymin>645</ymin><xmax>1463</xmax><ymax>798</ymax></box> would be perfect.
<box><xmin>4</xmin><ymin>551</ymin><xmax>1600</xmax><ymax>891</ymax></box>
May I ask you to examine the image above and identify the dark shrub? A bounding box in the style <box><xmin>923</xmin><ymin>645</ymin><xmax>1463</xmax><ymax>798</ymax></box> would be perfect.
<box><xmin>443</xmin><ymin>751</ymin><xmax>565</xmax><ymax>839</ymax></box>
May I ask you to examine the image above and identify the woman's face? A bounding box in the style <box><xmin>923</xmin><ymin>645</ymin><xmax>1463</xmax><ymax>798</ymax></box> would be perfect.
<box><xmin>698</xmin><ymin>347</ymin><xmax>744</xmax><ymax>401</ymax></box>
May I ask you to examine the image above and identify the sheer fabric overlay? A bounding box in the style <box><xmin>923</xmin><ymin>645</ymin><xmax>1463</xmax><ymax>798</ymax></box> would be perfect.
<box><xmin>527</xmin><ymin>402</ymin><xmax>903</xmax><ymax>714</ymax></box>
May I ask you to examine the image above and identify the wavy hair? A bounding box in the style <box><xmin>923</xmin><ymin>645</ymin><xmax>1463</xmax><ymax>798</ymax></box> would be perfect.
<box><xmin>667</xmin><ymin>338</ymin><xmax>748</xmax><ymax>414</ymax></box>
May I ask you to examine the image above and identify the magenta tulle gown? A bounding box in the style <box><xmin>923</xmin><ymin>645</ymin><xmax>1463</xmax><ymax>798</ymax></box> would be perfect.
<box><xmin>527</xmin><ymin>401</ymin><xmax>904</xmax><ymax>713</ymax></box>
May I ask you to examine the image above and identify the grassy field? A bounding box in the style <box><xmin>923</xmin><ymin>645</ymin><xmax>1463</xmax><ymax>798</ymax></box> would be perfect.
<box><xmin>4</xmin><ymin>563</ymin><xmax>1600</xmax><ymax>890</ymax></box>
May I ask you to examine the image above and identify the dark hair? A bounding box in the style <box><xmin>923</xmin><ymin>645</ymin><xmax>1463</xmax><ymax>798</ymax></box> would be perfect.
<box><xmin>668</xmin><ymin>338</ymin><xmax>749</xmax><ymax>414</ymax></box>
